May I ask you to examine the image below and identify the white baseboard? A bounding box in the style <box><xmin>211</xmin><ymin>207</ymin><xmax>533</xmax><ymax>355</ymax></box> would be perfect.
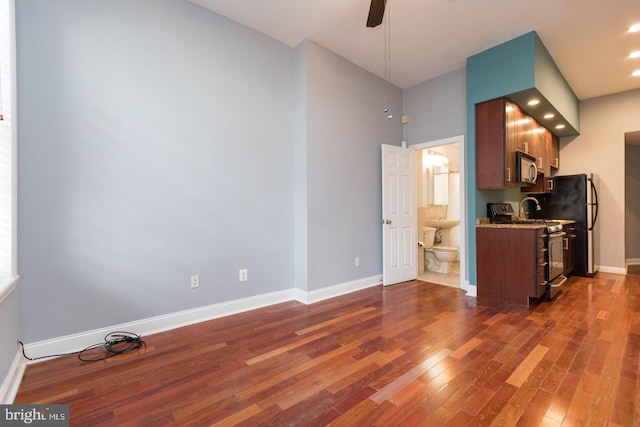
<box><xmin>598</xmin><ymin>266</ymin><xmax>627</xmax><ymax>275</ymax></box>
<box><xmin>23</xmin><ymin>288</ymin><xmax>297</xmax><ymax>361</ymax></box>
<box><xmin>0</xmin><ymin>350</ymin><xmax>26</xmax><ymax>404</ymax></box>
<box><xmin>464</xmin><ymin>282</ymin><xmax>477</xmax><ymax>297</ymax></box>
<box><xmin>296</xmin><ymin>275</ymin><xmax>382</xmax><ymax>305</ymax></box>
<box><xmin>625</xmin><ymin>258</ymin><xmax>640</xmax><ymax>265</ymax></box>
<box><xmin>22</xmin><ymin>275</ymin><xmax>383</xmax><ymax>362</ymax></box>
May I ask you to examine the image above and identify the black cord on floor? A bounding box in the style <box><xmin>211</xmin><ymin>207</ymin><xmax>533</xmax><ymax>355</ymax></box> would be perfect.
<box><xmin>19</xmin><ymin>331</ymin><xmax>145</xmax><ymax>362</ymax></box>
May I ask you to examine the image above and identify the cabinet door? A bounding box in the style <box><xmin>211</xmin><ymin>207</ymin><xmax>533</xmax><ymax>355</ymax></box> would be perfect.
<box><xmin>512</xmin><ymin>105</ymin><xmax>529</xmax><ymax>154</ymax></box>
<box><xmin>476</xmin><ymin>98</ymin><xmax>508</xmax><ymax>189</ymax></box>
<box><xmin>534</xmin><ymin>125</ymin><xmax>548</xmax><ymax>175</ymax></box>
<box><xmin>521</xmin><ymin>123</ymin><xmax>555</xmax><ymax>194</ymax></box>
<box><xmin>476</xmin><ymin>227</ymin><xmax>541</xmax><ymax>306</ymax></box>
<box><xmin>563</xmin><ymin>227</ymin><xmax>575</xmax><ymax>275</ymax></box>
<box><xmin>550</xmin><ymin>133</ymin><xmax>560</xmax><ymax>170</ymax></box>
<box><xmin>505</xmin><ymin>102</ymin><xmax>517</xmax><ymax>185</ymax></box>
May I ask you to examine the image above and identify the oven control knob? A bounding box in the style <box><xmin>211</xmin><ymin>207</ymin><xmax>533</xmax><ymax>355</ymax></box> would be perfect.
<box><xmin>547</xmin><ymin>224</ymin><xmax>563</xmax><ymax>233</ymax></box>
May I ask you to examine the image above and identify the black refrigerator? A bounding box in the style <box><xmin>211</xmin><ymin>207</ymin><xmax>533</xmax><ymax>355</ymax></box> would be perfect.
<box><xmin>534</xmin><ymin>173</ymin><xmax>600</xmax><ymax>277</ymax></box>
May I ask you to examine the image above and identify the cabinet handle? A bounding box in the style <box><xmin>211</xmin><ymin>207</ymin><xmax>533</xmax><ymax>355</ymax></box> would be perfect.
<box><xmin>564</xmin><ymin>238</ymin><xmax>568</xmax><ymax>250</ymax></box>
<box><xmin>555</xmin><ymin>158</ymin><xmax>559</xmax><ymax>168</ymax></box>
<box><xmin>506</xmin><ymin>167</ymin><xmax>511</xmax><ymax>182</ymax></box>
<box><xmin>538</xmin><ymin>157</ymin><xmax>543</xmax><ymax>169</ymax></box>
<box><xmin>524</xmin><ymin>141</ymin><xmax>529</xmax><ymax>153</ymax></box>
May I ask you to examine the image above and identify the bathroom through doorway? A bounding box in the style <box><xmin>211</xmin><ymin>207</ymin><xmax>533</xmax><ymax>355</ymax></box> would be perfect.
<box><xmin>411</xmin><ymin>136</ymin><xmax>467</xmax><ymax>292</ymax></box>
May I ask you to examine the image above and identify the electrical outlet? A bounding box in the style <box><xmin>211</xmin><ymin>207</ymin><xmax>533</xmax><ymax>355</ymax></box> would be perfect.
<box><xmin>190</xmin><ymin>275</ymin><xmax>200</xmax><ymax>289</ymax></box>
<box><xmin>239</xmin><ymin>269</ymin><xmax>248</xmax><ymax>282</ymax></box>
<box><xmin>355</xmin><ymin>257</ymin><xmax>360</xmax><ymax>267</ymax></box>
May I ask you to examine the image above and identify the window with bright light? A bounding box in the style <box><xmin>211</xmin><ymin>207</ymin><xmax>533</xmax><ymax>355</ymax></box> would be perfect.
<box><xmin>0</xmin><ymin>0</ymin><xmax>15</xmax><ymax>281</ymax></box>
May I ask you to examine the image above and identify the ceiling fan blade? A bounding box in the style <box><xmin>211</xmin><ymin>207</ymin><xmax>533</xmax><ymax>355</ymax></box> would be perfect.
<box><xmin>366</xmin><ymin>0</ymin><xmax>387</xmax><ymax>28</ymax></box>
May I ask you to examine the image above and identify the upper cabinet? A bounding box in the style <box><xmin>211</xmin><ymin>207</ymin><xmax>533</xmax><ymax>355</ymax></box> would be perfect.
<box><xmin>476</xmin><ymin>98</ymin><xmax>509</xmax><ymax>189</ymax></box>
<box><xmin>476</xmin><ymin>97</ymin><xmax>559</xmax><ymax>191</ymax></box>
<box><xmin>521</xmin><ymin>126</ymin><xmax>559</xmax><ymax>194</ymax></box>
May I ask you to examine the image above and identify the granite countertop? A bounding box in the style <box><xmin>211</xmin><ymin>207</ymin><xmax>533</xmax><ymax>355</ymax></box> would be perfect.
<box><xmin>476</xmin><ymin>219</ymin><xmax>575</xmax><ymax>229</ymax></box>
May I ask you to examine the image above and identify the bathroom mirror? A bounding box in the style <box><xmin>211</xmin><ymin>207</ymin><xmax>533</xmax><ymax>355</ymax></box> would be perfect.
<box><xmin>421</xmin><ymin>150</ymin><xmax>449</xmax><ymax>206</ymax></box>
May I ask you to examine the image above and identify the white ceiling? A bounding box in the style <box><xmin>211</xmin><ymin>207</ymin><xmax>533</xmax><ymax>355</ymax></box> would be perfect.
<box><xmin>189</xmin><ymin>0</ymin><xmax>640</xmax><ymax>100</ymax></box>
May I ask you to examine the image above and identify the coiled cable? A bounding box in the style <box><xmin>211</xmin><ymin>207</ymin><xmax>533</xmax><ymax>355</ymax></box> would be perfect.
<box><xmin>19</xmin><ymin>331</ymin><xmax>145</xmax><ymax>362</ymax></box>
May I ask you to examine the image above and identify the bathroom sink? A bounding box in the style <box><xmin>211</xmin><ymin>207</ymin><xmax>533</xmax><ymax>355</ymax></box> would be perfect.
<box><xmin>428</xmin><ymin>219</ymin><xmax>460</xmax><ymax>229</ymax></box>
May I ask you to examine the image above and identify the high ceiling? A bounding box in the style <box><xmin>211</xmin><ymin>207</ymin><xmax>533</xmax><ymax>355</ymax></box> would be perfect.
<box><xmin>189</xmin><ymin>0</ymin><xmax>640</xmax><ymax>100</ymax></box>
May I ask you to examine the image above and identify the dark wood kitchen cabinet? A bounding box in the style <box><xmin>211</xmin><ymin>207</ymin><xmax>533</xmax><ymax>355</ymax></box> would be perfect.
<box><xmin>563</xmin><ymin>226</ymin><xmax>575</xmax><ymax>275</ymax></box>
<box><xmin>477</xmin><ymin>97</ymin><xmax>559</xmax><ymax>191</ymax></box>
<box><xmin>550</xmin><ymin>131</ymin><xmax>560</xmax><ymax>170</ymax></box>
<box><xmin>476</xmin><ymin>226</ymin><xmax>547</xmax><ymax>306</ymax></box>
<box><xmin>476</xmin><ymin>97</ymin><xmax>510</xmax><ymax>189</ymax></box>
<box><xmin>521</xmin><ymin>130</ymin><xmax>560</xmax><ymax>194</ymax></box>
<box><xmin>476</xmin><ymin>98</ymin><xmax>537</xmax><ymax>189</ymax></box>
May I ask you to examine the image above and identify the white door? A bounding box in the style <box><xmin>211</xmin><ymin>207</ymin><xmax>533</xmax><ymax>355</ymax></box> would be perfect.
<box><xmin>382</xmin><ymin>144</ymin><xmax>417</xmax><ymax>286</ymax></box>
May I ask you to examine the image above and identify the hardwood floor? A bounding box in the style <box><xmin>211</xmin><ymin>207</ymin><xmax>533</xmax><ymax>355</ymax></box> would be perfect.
<box><xmin>14</xmin><ymin>272</ymin><xmax>640</xmax><ymax>426</ymax></box>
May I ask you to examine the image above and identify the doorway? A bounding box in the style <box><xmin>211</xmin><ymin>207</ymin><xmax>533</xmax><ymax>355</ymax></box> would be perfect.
<box><xmin>625</xmin><ymin>130</ymin><xmax>640</xmax><ymax>273</ymax></box>
<box><xmin>411</xmin><ymin>136</ymin><xmax>467</xmax><ymax>292</ymax></box>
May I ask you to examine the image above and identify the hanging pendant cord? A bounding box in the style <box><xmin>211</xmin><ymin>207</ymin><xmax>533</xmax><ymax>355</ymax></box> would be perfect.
<box><xmin>0</xmin><ymin>60</ymin><xmax>4</xmax><ymax>121</ymax></box>
<box><xmin>384</xmin><ymin>1</ymin><xmax>392</xmax><ymax>118</ymax></box>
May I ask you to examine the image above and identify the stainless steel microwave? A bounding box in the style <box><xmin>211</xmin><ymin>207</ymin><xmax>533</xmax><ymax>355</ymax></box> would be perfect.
<box><xmin>515</xmin><ymin>151</ymin><xmax>538</xmax><ymax>185</ymax></box>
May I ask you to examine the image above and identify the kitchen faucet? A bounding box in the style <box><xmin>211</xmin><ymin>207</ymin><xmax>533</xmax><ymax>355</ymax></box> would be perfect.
<box><xmin>519</xmin><ymin>197</ymin><xmax>541</xmax><ymax>219</ymax></box>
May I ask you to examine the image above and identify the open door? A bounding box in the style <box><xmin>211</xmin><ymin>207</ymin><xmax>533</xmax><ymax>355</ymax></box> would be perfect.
<box><xmin>382</xmin><ymin>144</ymin><xmax>417</xmax><ymax>286</ymax></box>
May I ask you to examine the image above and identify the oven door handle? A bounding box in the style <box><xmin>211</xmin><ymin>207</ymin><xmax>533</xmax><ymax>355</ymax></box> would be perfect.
<box><xmin>550</xmin><ymin>275</ymin><xmax>568</xmax><ymax>288</ymax></box>
<box><xmin>548</xmin><ymin>231</ymin><xmax>566</xmax><ymax>238</ymax></box>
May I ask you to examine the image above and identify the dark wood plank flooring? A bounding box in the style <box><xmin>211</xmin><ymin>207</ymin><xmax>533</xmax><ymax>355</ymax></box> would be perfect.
<box><xmin>14</xmin><ymin>272</ymin><xmax>640</xmax><ymax>426</ymax></box>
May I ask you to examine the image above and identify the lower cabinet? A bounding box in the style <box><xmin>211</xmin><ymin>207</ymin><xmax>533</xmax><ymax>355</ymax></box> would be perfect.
<box><xmin>563</xmin><ymin>227</ymin><xmax>575</xmax><ymax>276</ymax></box>
<box><xmin>476</xmin><ymin>227</ymin><xmax>546</xmax><ymax>307</ymax></box>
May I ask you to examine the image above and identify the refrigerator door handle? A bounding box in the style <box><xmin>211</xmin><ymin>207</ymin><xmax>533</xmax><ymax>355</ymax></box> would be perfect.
<box><xmin>588</xmin><ymin>177</ymin><xmax>599</xmax><ymax>231</ymax></box>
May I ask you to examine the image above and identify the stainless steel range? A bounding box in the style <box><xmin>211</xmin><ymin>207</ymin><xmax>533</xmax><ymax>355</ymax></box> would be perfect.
<box><xmin>544</xmin><ymin>222</ymin><xmax>567</xmax><ymax>299</ymax></box>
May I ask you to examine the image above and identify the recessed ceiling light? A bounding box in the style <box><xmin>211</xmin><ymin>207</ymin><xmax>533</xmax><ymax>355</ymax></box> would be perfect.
<box><xmin>543</xmin><ymin>113</ymin><xmax>555</xmax><ymax>119</ymax></box>
<box><xmin>630</xmin><ymin>23</ymin><xmax>640</xmax><ymax>33</ymax></box>
<box><xmin>555</xmin><ymin>124</ymin><xmax>566</xmax><ymax>130</ymax></box>
<box><xmin>630</xmin><ymin>51</ymin><xmax>640</xmax><ymax>59</ymax></box>
<box><xmin>527</xmin><ymin>99</ymin><xmax>540</xmax><ymax>106</ymax></box>
<box><xmin>633</xmin><ymin>70</ymin><xmax>640</xmax><ymax>77</ymax></box>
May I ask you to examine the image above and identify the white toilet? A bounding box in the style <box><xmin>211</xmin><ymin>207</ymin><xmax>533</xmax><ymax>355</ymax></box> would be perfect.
<box><xmin>423</xmin><ymin>226</ymin><xmax>459</xmax><ymax>274</ymax></box>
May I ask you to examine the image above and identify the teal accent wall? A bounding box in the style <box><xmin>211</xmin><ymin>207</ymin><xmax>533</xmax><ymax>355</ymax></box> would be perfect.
<box><xmin>465</xmin><ymin>31</ymin><xmax>579</xmax><ymax>286</ymax></box>
<box><xmin>467</xmin><ymin>34</ymin><xmax>536</xmax><ymax>104</ymax></box>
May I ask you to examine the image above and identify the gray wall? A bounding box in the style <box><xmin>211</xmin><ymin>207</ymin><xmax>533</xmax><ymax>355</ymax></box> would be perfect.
<box><xmin>401</xmin><ymin>68</ymin><xmax>467</xmax><ymax>276</ymax></box>
<box><xmin>293</xmin><ymin>43</ymin><xmax>309</xmax><ymax>291</ymax></box>
<box><xmin>304</xmin><ymin>41</ymin><xmax>402</xmax><ymax>290</ymax></box>
<box><xmin>625</xmin><ymin>142</ymin><xmax>640</xmax><ymax>260</ymax></box>
<box><xmin>17</xmin><ymin>0</ymin><xmax>403</xmax><ymax>343</ymax></box>
<box><xmin>17</xmin><ymin>0</ymin><xmax>295</xmax><ymax>342</ymax></box>
<box><xmin>559</xmin><ymin>88</ymin><xmax>640</xmax><ymax>272</ymax></box>
<box><xmin>402</xmin><ymin>67</ymin><xmax>466</xmax><ymax>145</ymax></box>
